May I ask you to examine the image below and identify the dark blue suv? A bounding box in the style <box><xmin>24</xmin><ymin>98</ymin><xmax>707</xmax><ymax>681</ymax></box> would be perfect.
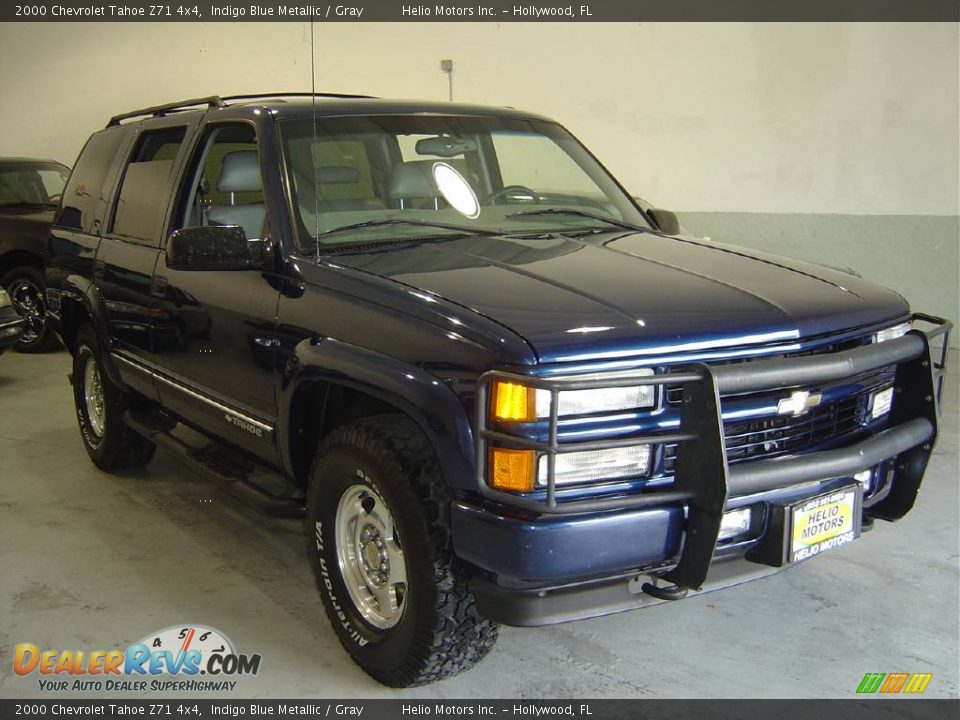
<box><xmin>45</xmin><ymin>94</ymin><xmax>951</xmax><ymax>687</ymax></box>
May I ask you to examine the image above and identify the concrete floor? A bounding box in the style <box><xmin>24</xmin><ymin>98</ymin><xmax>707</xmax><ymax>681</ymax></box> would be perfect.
<box><xmin>1</xmin><ymin>349</ymin><xmax>957</xmax><ymax>699</ymax></box>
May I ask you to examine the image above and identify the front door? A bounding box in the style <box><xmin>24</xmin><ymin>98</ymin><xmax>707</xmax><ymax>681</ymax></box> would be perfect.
<box><xmin>151</xmin><ymin>121</ymin><xmax>281</xmax><ymax>462</ymax></box>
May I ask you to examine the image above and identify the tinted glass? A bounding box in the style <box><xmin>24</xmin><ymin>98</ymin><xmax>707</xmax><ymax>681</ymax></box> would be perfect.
<box><xmin>280</xmin><ymin>115</ymin><xmax>647</xmax><ymax>250</ymax></box>
<box><xmin>0</xmin><ymin>162</ymin><xmax>69</xmax><ymax>208</ymax></box>
<box><xmin>56</xmin><ymin>129</ymin><xmax>127</xmax><ymax>232</ymax></box>
<box><xmin>175</xmin><ymin>123</ymin><xmax>265</xmax><ymax>241</ymax></box>
<box><xmin>110</xmin><ymin>126</ymin><xmax>187</xmax><ymax>243</ymax></box>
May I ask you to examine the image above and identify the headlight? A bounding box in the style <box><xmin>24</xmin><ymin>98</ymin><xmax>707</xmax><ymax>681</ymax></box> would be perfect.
<box><xmin>0</xmin><ymin>288</ymin><xmax>10</xmax><ymax>309</ymax></box>
<box><xmin>488</xmin><ymin>444</ymin><xmax>653</xmax><ymax>493</ymax></box>
<box><xmin>538</xmin><ymin>444</ymin><xmax>652</xmax><ymax>487</ymax></box>
<box><xmin>875</xmin><ymin>322</ymin><xmax>911</xmax><ymax>343</ymax></box>
<box><xmin>491</xmin><ymin>369</ymin><xmax>656</xmax><ymax>422</ymax></box>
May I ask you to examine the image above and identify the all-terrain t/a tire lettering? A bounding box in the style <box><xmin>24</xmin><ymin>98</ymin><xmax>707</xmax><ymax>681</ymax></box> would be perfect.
<box><xmin>71</xmin><ymin>324</ymin><xmax>156</xmax><ymax>471</ymax></box>
<box><xmin>307</xmin><ymin>415</ymin><xmax>499</xmax><ymax>687</ymax></box>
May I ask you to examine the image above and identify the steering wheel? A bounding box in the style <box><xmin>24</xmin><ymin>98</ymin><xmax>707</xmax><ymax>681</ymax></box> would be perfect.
<box><xmin>483</xmin><ymin>184</ymin><xmax>541</xmax><ymax>205</ymax></box>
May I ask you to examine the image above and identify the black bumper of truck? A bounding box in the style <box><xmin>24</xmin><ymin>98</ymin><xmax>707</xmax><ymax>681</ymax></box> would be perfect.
<box><xmin>0</xmin><ymin>310</ymin><xmax>25</xmax><ymax>352</ymax></box>
<box><xmin>470</xmin><ymin>314</ymin><xmax>951</xmax><ymax>622</ymax></box>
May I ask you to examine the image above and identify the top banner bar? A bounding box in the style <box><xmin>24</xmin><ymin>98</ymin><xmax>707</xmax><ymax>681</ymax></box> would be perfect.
<box><xmin>3</xmin><ymin>0</ymin><xmax>959</xmax><ymax>22</ymax></box>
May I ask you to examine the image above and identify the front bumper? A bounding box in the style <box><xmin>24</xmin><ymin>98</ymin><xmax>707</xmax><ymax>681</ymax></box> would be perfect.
<box><xmin>458</xmin><ymin>313</ymin><xmax>951</xmax><ymax>624</ymax></box>
<box><xmin>471</xmin><ymin>555</ymin><xmax>786</xmax><ymax>627</ymax></box>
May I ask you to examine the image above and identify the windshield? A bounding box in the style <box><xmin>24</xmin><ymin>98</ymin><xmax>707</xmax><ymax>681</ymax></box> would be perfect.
<box><xmin>0</xmin><ymin>162</ymin><xmax>69</xmax><ymax>208</ymax></box>
<box><xmin>279</xmin><ymin>115</ymin><xmax>648</xmax><ymax>249</ymax></box>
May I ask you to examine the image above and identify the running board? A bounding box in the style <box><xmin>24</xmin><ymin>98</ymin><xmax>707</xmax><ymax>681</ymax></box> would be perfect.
<box><xmin>124</xmin><ymin>411</ymin><xmax>305</xmax><ymax>519</ymax></box>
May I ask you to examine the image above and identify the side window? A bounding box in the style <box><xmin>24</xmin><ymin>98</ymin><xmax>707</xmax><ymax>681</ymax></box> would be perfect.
<box><xmin>110</xmin><ymin>126</ymin><xmax>187</xmax><ymax>243</ymax></box>
<box><xmin>56</xmin><ymin>128</ymin><xmax>127</xmax><ymax>232</ymax></box>
<box><xmin>176</xmin><ymin>124</ymin><xmax>264</xmax><ymax>241</ymax></box>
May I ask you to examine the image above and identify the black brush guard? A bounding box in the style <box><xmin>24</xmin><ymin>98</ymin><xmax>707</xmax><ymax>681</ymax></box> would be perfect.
<box><xmin>474</xmin><ymin>313</ymin><xmax>951</xmax><ymax>591</ymax></box>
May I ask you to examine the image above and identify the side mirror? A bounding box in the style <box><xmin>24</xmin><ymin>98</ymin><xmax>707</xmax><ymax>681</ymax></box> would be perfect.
<box><xmin>166</xmin><ymin>226</ymin><xmax>263</xmax><ymax>271</ymax></box>
<box><xmin>647</xmin><ymin>208</ymin><xmax>681</xmax><ymax>235</ymax></box>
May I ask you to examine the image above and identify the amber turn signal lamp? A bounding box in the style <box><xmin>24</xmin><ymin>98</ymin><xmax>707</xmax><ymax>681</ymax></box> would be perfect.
<box><xmin>492</xmin><ymin>380</ymin><xmax>535</xmax><ymax>422</ymax></box>
<box><xmin>488</xmin><ymin>447</ymin><xmax>536</xmax><ymax>492</ymax></box>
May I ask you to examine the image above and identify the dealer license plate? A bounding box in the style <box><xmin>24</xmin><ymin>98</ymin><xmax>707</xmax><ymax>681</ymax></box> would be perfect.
<box><xmin>789</xmin><ymin>487</ymin><xmax>861</xmax><ymax>563</ymax></box>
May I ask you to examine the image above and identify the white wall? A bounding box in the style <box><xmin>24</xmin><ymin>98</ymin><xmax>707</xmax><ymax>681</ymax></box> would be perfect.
<box><xmin>2</xmin><ymin>22</ymin><xmax>957</xmax><ymax>342</ymax></box>
<box><xmin>1</xmin><ymin>22</ymin><xmax>957</xmax><ymax>216</ymax></box>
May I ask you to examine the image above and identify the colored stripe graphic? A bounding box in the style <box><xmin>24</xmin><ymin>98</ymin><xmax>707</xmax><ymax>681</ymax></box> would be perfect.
<box><xmin>903</xmin><ymin>673</ymin><xmax>933</xmax><ymax>694</ymax></box>
<box><xmin>857</xmin><ymin>673</ymin><xmax>885</xmax><ymax>694</ymax></box>
<box><xmin>879</xmin><ymin>673</ymin><xmax>910</xmax><ymax>693</ymax></box>
<box><xmin>857</xmin><ymin>672</ymin><xmax>932</xmax><ymax>694</ymax></box>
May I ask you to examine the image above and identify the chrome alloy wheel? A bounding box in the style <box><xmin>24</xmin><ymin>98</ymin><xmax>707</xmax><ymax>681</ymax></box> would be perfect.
<box><xmin>8</xmin><ymin>278</ymin><xmax>44</xmax><ymax>345</ymax></box>
<box><xmin>335</xmin><ymin>483</ymin><xmax>407</xmax><ymax>630</ymax></box>
<box><xmin>83</xmin><ymin>355</ymin><xmax>106</xmax><ymax>438</ymax></box>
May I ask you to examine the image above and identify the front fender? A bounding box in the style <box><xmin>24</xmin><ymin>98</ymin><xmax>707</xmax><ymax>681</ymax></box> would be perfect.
<box><xmin>279</xmin><ymin>337</ymin><xmax>476</xmax><ymax>492</ymax></box>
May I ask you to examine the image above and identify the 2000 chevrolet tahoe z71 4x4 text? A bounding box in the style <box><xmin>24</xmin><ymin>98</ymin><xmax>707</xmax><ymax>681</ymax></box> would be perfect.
<box><xmin>45</xmin><ymin>94</ymin><xmax>951</xmax><ymax>687</ymax></box>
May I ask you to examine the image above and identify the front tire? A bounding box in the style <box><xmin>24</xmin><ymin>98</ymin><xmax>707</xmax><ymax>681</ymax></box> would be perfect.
<box><xmin>72</xmin><ymin>324</ymin><xmax>156</xmax><ymax>471</ymax></box>
<box><xmin>2</xmin><ymin>266</ymin><xmax>59</xmax><ymax>353</ymax></box>
<box><xmin>307</xmin><ymin>415</ymin><xmax>499</xmax><ymax>687</ymax></box>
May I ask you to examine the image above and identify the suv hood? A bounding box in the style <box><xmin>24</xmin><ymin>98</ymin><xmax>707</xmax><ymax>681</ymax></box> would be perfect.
<box><xmin>333</xmin><ymin>231</ymin><xmax>909</xmax><ymax>364</ymax></box>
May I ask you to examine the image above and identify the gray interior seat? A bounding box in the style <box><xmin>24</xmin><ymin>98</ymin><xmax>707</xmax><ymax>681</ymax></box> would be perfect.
<box><xmin>316</xmin><ymin>165</ymin><xmax>387</xmax><ymax>212</ymax></box>
<box><xmin>388</xmin><ymin>159</ymin><xmax>475</xmax><ymax>210</ymax></box>
<box><xmin>387</xmin><ymin>160</ymin><xmax>444</xmax><ymax>209</ymax></box>
<box><xmin>207</xmin><ymin>151</ymin><xmax>265</xmax><ymax>239</ymax></box>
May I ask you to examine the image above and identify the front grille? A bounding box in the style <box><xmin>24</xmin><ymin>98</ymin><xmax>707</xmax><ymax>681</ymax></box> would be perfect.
<box><xmin>664</xmin><ymin>336</ymin><xmax>872</xmax><ymax>405</ymax></box>
<box><xmin>664</xmin><ymin>391</ymin><xmax>875</xmax><ymax>473</ymax></box>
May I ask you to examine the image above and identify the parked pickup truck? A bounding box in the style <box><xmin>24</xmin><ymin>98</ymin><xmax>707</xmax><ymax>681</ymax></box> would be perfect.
<box><xmin>46</xmin><ymin>94</ymin><xmax>951</xmax><ymax>687</ymax></box>
<box><xmin>0</xmin><ymin>157</ymin><xmax>70</xmax><ymax>352</ymax></box>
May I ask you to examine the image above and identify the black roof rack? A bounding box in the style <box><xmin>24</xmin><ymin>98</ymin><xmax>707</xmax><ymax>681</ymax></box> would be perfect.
<box><xmin>106</xmin><ymin>96</ymin><xmax>225</xmax><ymax>127</ymax></box>
<box><xmin>220</xmin><ymin>92</ymin><xmax>376</xmax><ymax>103</ymax></box>
<box><xmin>106</xmin><ymin>92</ymin><xmax>377</xmax><ymax>128</ymax></box>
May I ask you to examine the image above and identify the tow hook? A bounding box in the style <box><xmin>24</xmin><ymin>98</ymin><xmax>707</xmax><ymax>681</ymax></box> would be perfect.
<box><xmin>640</xmin><ymin>580</ymin><xmax>689</xmax><ymax>601</ymax></box>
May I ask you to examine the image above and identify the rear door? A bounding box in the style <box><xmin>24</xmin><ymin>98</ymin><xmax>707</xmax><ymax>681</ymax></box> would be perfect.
<box><xmin>96</xmin><ymin>116</ymin><xmax>200</xmax><ymax>399</ymax></box>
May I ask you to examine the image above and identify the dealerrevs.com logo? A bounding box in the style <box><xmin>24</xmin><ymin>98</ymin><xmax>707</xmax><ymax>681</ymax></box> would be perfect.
<box><xmin>14</xmin><ymin>625</ymin><xmax>261</xmax><ymax>692</ymax></box>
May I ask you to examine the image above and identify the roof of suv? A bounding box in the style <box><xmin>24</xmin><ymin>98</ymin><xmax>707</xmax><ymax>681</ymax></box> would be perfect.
<box><xmin>106</xmin><ymin>93</ymin><xmax>554</xmax><ymax>128</ymax></box>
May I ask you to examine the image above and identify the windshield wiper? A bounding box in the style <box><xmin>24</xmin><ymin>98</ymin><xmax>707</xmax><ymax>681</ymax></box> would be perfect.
<box><xmin>315</xmin><ymin>218</ymin><xmax>499</xmax><ymax>241</ymax></box>
<box><xmin>507</xmin><ymin>208</ymin><xmax>647</xmax><ymax>232</ymax></box>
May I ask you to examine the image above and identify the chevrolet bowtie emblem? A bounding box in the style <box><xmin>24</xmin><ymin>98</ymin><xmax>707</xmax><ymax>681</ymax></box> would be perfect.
<box><xmin>777</xmin><ymin>390</ymin><xmax>822</xmax><ymax>417</ymax></box>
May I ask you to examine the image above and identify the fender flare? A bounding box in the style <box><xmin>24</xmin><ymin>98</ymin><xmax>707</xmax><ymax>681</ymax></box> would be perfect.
<box><xmin>279</xmin><ymin>337</ymin><xmax>476</xmax><ymax>493</ymax></box>
<box><xmin>55</xmin><ymin>274</ymin><xmax>126</xmax><ymax>389</ymax></box>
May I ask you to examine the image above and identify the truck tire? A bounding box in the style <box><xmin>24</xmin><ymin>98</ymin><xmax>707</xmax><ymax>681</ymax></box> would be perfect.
<box><xmin>72</xmin><ymin>324</ymin><xmax>156</xmax><ymax>471</ymax></box>
<box><xmin>307</xmin><ymin>414</ymin><xmax>499</xmax><ymax>687</ymax></box>
<box><xmin>1</xmin><ymin>266</ymin><xmax>59</xmax><ymax>353</ymax></box>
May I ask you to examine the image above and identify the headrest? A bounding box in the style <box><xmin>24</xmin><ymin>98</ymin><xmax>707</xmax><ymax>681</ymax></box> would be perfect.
<box><xmin>317</xmin><ymin>165</ymin><xmax>361</xmax><ymax>184</ymax></box>
<box><xmin>217</xmin><ymin>151</ymin><xmax>261</xmax><ymax>193</ymax></box>
<box><xmin>388</xmin><ymin>161</ymin><xmax>437</xmax><ymax>200</ymax></box>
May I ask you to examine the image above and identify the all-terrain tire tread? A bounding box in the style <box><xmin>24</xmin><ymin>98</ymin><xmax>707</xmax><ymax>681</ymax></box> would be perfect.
<box><xmin>74</xmin><ymin>324</ymin><xmax>156</xmax><ymax>471</ymax></box>
<box><xmin>312</xmin><ymin>414</ymin><xmax>499</xmax><ymax>687</ymax></box>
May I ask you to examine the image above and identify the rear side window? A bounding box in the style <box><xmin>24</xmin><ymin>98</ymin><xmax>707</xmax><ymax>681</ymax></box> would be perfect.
<box><xmin>55</xmin><ymin>128</ymin><xmax>127</xmax><ymax>232</ymax></box>
<box><xmin>110</xmin><ymin>126</ymin><xmax>187</xmax><ymax>244</ymax></box>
